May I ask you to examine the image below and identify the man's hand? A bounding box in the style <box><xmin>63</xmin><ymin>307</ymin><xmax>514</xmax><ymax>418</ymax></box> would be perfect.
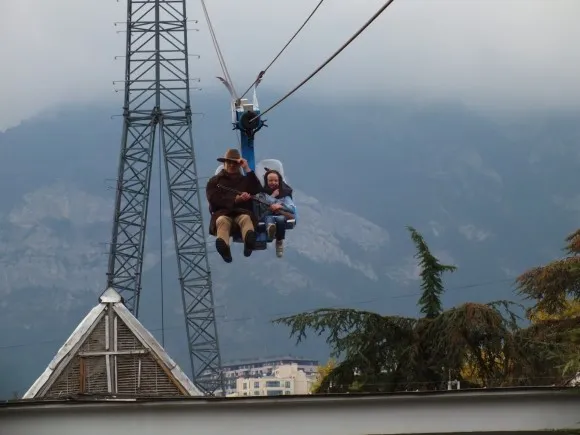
<box><xmin>270</xmin><ymin>203</ymin><xmax>283</xmax><ymax>212</ymax></box>
<box><xmin>235</xmin><ymin>192</ymin><xmax>252</xmax><ymax>203</ymax></box>
<box><xmin>238</xmin><ymin>158</ymin><xmax>250</xmax><ymax>172</ymax></box>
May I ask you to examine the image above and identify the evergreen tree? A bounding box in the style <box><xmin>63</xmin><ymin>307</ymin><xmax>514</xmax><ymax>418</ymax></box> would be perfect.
<box><xmin>275</xmin><ymin>227</ymin><xmax>521</xmax><ymax>392</ymax></box>
<box><xmin>408</xmin><ymin>226</ymin><xmax>457</xmax><ymax>318</ymax></box>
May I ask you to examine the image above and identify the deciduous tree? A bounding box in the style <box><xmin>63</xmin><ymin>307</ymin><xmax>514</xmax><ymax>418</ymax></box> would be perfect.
<box><xmin>516</xmin><ymin>230</ymin><xmax>580</xmax><ymax>383</ymax></box>
<box><xmin>310</xmin><ymin>359</ymin><xmax>336</xmax><ymax>393</ymax></box>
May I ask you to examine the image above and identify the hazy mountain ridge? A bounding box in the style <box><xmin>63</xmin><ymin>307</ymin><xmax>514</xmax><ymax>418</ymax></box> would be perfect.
<box><xmin>0</xmin><ymin>94</ymin><xmax>579</xmax><ymax>398</ymax></box>
<box><xmin>0</xmin><ymin>182</ymin><xmax>390</xmax><ymax>300</ymax></box>
<box><xmin>0</xmin><ymin>176</ymin><xmax>393</xmax><ymax>396</ymax></box>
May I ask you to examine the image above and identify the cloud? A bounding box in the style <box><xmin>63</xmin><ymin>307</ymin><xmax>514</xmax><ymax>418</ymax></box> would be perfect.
<box><xmin>459</xmin><ymin>224</ymin><xmax>492</xmax><ymax>242</ymax></box>
<box><xmin>2</xmin><ymin>0</ymin><xmax>580</xmax><ymax>130</ymax></box>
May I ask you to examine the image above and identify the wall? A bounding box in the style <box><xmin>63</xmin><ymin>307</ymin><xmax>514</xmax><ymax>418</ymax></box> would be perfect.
<box><xmin>1</xmin><ymin>388</ymin><xmax>579</xmax><ymax>435</ymax></box>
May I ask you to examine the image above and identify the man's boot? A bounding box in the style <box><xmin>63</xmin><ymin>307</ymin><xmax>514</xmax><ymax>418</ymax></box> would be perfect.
<box><xmin>243</xmin><ymin>230</ymin><xmax>256</xmax><ymax>257</ymax></box>
<box><xmin>215</xmin><ymin>238</ymin><xmax>232</xmax><ymax>263</ymax></box>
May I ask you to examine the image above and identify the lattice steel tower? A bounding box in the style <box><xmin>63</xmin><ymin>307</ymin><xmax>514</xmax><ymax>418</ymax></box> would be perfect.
<box><xmin>106</xmin><ymin>0</ymin><xmax>224</xmax><ymax>395</ymax></box>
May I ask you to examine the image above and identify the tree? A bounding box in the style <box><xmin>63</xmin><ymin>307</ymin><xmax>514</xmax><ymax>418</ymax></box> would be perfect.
<box><xmin>310</xmin><ymin>359</ymin><xmax>337</xmax><ymax>393</ymax></box>
<box><xmin>516</xmin><ymin>229</ymin><xmax>580</xmax><ymax>382</ymax></box>
<box><xmin>526</xmin><ymin>299</ymin><xmax>580</xmax><ymax>381</ymax></box>
<box><xmin>408</xmin><ymin>226</ymin><xmax>457</xmax><ymax>318</ymax></box>
<box><xmin>528</xmin><ymin>298</ymin><xmax>580</xmax><ymax>323</ymax></box>
<box><xmin>516</xmin><ymin>229</ymin><xmax>580</xmax><ymax>315</ymax></box>
<box><xmin>275</xmin><ymin>226</ymin><xmax>522</xmax><ymax>392</ymax></box>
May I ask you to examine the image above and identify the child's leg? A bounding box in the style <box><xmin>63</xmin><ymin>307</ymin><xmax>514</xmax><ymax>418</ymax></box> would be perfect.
<box><xmin>273</xmin><ymin>215</ymin><xmax>286</xmax><ymax>258</ymax></box>
<box><xmin>264</xmin><ymin>215</ymin><xmax>276</xmax><ymax>240</ymax></box>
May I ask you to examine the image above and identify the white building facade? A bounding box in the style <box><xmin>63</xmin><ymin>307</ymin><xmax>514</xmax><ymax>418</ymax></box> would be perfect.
<box><xmin>220</xmin><ymin>356</ymin><xmax>318</xmax><ymax>396</ymax></box>
<box><xmin>232</xmin><ymin>363</ymin><xmax>316</xmax><ymax>396</ymax></box>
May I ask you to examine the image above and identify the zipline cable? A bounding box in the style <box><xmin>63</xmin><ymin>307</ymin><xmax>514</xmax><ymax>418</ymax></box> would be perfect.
<box><xmin>239</xmin><ymin>0</ymin><xmax>326</xmax><ymax>100</ymax></box>
<box><xmin>255</xmin><ymin>0</ymin><xmax>397</xmax><ymax>120</ymax></box>
<box><xmin>201</xmin><ymin>0</ymin><xmax>232</xmax><ymax>89</ymax></box>
<box><xmin>202</xmin><ymin>6</ymin><xmax>227</xmax><ymax>79</ymax></box>
<box><xmin>202</xmin><ymin>2</ymin><xmax>236</xmax><ymax>96</ymax></box>
<box><xmin>200</xmin><ymin>0</ymin><xmax>238</xmax><ymax>98</ymax></box>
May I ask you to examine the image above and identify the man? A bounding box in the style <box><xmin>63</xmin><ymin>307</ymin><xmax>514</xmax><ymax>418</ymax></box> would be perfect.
<box><xmin>206</xmin><ymin>148</ymin><xmax>263</xmax><ymax>263</ymax></box>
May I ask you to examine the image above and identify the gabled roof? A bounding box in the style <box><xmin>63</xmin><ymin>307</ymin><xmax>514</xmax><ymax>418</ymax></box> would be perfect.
<box><xmin>23</xmin><ymin>287</ymin><xmax>202</xmax><ymax>398</ymax></box>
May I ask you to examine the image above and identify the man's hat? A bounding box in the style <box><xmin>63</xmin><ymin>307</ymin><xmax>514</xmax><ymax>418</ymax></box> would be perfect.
<box><xmin>217</xmin><ymin>148</ymin><xmax>241</xmax><ymax>163</ymax></box>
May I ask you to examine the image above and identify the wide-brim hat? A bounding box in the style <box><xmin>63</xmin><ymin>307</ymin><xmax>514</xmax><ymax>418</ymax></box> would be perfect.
<box><xmin>217</xmin><ymin>148</ymin><xmax>242</xmax><ymax>163</ymax></box>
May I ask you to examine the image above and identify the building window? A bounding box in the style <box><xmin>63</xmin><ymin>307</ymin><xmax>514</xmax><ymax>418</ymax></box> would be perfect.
<box><xmin>284</xmin><ymin>391</ymin><xmax>291</xmax><ymax>395</ymax></box>
<box><xmin>254</xmin><ymin>391</ymin><xmax>260</xmax><ymax>395</ymax></box>
<box><xmin>265</xmin><ymin>380</ymin><xmax>280</xmax><ymax>388</ymax></box>
<box><xmin>285</xmin><ymin>381</ymin><xmax>291</xmax><ymax>388</ymax></box>
<box><xmin>266</xmin><ymin>389</ymin><xmax>284</xmax><ymax>396</ymax></box>
<box><xmin>243</xmin><ymin>382</ymin><xmax>247</xmax><ymax>389</ymax></box>
<box><xmin>254</xmin><ymin>381</ymin><xmax>260</xmax><ymax>389</ymax></box>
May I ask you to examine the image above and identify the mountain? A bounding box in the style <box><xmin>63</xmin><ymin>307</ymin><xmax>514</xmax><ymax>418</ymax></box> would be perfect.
<box><xmin>0</xmin><ymin>92</ymin><xmax>579</xmax><ymax>398</ymax></box>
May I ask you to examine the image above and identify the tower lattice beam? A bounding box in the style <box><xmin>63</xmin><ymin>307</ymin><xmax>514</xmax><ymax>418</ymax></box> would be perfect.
<box><xmin>106</xmin><ymin>0</ymin><xmax>224</xmax><ymax>395</ymax></box>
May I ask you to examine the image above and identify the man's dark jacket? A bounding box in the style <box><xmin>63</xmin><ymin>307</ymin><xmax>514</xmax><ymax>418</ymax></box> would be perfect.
<box><xmin>206</xmin><ymin>169</ymin><xmax>263</xmax><ymax>236</ymax></box>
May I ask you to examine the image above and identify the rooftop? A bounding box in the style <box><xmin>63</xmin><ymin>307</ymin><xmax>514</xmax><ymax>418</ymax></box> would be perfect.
<box><xmin>23</xmin><ymin>287</ymin><xmax>202</xmax><ymax>399</ymax></box>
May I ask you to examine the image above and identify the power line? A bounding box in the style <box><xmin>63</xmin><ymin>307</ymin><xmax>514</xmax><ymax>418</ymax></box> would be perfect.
<box><xmin>256</xmin><ymin>0</ymin><xmax>398</xmax><ymax>120</ymax></box>
<box><xmin>239</xmin><ymin>0</ymin><xmax>326</xmax><ymax>100</ymax></box>
<box><xmin>0</xmin><ymin>276</ymin><xmax>517</xmax><ymax>350</ymax></box>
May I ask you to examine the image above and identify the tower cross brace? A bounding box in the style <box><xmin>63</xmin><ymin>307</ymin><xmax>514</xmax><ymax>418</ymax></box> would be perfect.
<box><xmin>106</xmin><ymin>0</ymin><xmax>224</xmax><ymax>395</ymax></box>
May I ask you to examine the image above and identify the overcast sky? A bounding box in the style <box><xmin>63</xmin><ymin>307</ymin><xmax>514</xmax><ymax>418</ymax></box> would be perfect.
<box><xmin>1</xmin><ymin>0</ymin><xmax>579</xmax><ymax>130</ymax></box>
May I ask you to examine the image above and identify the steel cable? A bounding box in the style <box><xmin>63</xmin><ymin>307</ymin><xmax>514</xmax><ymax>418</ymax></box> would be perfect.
<box><xmin>239</xmin><ymin>0</ymin><xmax>326</xmax><ymax>100</ymax></box>
<box><xmin>255</xmin><ymin>0</ymin><xmax>397</xmax><ymax>120</ymax></box>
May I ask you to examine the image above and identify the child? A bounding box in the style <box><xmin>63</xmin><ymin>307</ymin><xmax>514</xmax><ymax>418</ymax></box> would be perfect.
<box><xmin>261</xmin><ymin>169</ymin><xmax>296</xmax><ymax>258</ymax></box>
